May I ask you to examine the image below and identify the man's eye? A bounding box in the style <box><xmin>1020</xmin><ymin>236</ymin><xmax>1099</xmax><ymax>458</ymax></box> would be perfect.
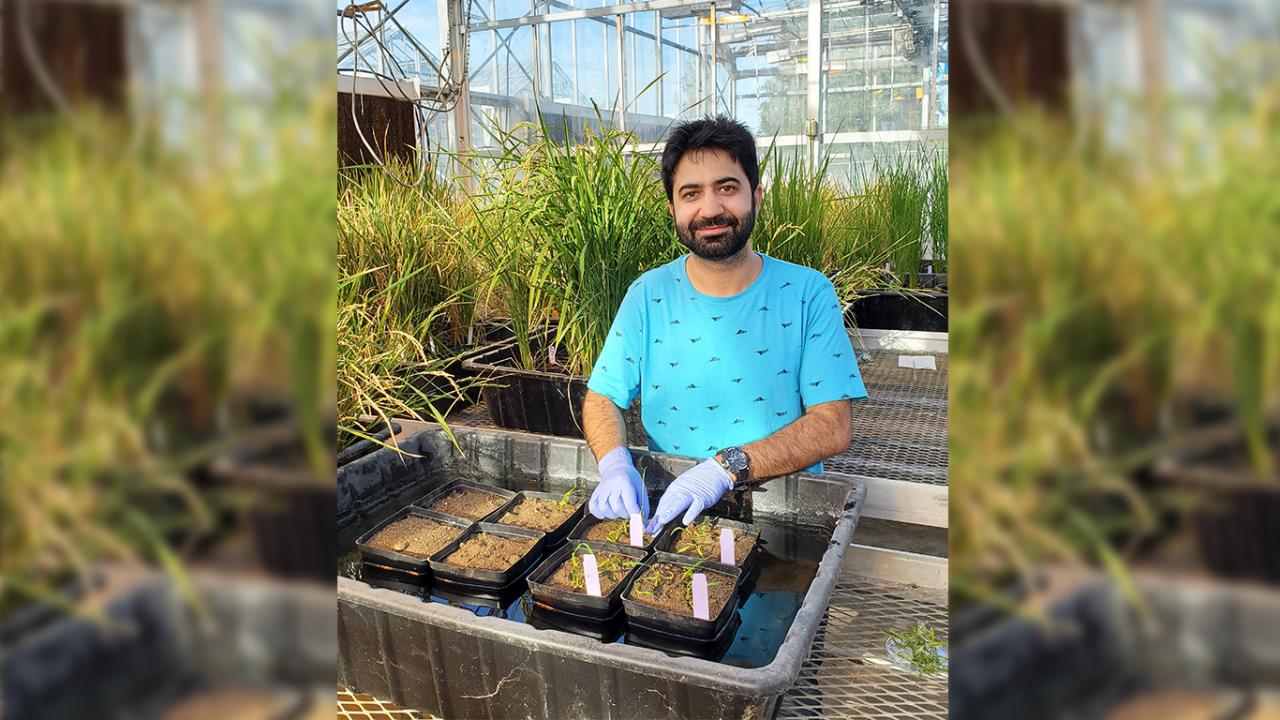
<box><xmin>720</xmin><ymin>185</ymin><xmax>738</xmax><ymax>193</ymax></box>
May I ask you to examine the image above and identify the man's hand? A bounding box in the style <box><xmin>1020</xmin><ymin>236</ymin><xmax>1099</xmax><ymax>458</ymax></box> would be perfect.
<box><xmin>588</xmin><ymin>446</ymin><xmax>650</xmax><ymax>521</ymax></box>
<box><xmin>645</xmin><ymin>459</ymin><xmax>733</xmax><ymax>535</ymax></box>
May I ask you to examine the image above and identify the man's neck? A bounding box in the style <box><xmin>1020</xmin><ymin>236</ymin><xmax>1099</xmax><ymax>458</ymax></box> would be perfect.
<box><xmin>685</xmin><ymin>245</ymin><xmax>762</xmax><ymax>297</ymax></box>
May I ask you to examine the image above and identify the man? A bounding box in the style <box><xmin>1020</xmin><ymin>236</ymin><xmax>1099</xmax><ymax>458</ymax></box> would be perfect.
<box><xmin>584</xmin><ymin>116</ymin><xmax>868</xmax><ymax>536</ymax></box>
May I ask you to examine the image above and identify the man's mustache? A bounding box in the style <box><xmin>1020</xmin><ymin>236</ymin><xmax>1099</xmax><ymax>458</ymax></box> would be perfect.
<box><xmin>689</xmin><ymin>215</ymin><xmax>739</xmax><ymax>231</ymax></box>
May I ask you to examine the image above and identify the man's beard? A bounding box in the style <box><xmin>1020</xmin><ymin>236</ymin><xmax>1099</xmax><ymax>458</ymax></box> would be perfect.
<box><xmin>676</xmin><ymin>206</ymin><xmax>756</xmax><ymax>261</ymax></box>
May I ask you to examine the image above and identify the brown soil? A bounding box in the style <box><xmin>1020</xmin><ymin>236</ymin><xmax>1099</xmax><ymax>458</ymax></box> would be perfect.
<box><xmin>498</xmin><ymin>496</ymin><xmax>580</xmax><ymax>532</ymax></box>
<box><xmin>545</xmin><ymin>549</ymin><xmax>636</xmax><ymax>595</ymax></box>
<box><xmin>583</xmin><ymin>519</ymin><xmax>654</xmax><ymax>546</ymax></box>
<box><xmin>670</xmin><ymin>522</ymin><xmax>758</xmax><ymax>566</ymax></box>
<box><xmin>163</xmin><ymin>687</ymin><xmax>285</xmax><ymax>720</ymax></box>
<box><xmin>1105</xmin><ymin>689</ymin><xmax>1237</xmax><ymax>720</ymax></box>
<box><xmin>440</xmin><ymin>532</ymin><xmax>537</xmax><ymax>572</ymax></box>
<box><xmin>626</xmin><ymin>562</ymin><xmax>735</xmax><ymax>618</ymax></box>
<box><xmin>366</xmin><ymin>516</ymin><xmax>464</xmax><ymax>558</ymax></box>
<box><xmin>422</xmin><ymin>487</ymin><xmax>508</xmax><ymax>520</ymax></box>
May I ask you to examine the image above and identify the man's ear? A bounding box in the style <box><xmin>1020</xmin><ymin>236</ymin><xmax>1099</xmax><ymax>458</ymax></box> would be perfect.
<box><xmin>753</xmin><ymin>183</ymin><xmax>764</xmax><ymax>207</ymax></box>
<box><xmin>668</xmin><ymin>200</ymin><xmax>676</xmax><ymax>217</ymax></box>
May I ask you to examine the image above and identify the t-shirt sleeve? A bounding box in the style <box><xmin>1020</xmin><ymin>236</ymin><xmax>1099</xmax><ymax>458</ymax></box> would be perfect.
<box><xmin>799</xmin><ymin>278</ymin><xmax>869</xmax><ymax>408</ymax></box>
<box><xmin>586</xmin><ymin>281</ymin><xmax>646</xmax><ymax>410</ymax></box>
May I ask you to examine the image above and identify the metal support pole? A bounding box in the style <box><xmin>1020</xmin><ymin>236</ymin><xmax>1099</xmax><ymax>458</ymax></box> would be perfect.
<box><xmin>572</xmin><ymin>19</ymin><xmax>580</xmax><ymax>104</ymax></box>
<box><xmin>927</xmin><ymin>0</ymin><xmax>940</xmax><ymax>129</ymax></box>
<box><xmin>654</xmin><ymin>13</ymin><xmax>664</xmax><ymax>116</ymax></box>
<box><xmin>441</xmin><ymin>0</ymin><xmax>473</xmax><ymax>186</ymax></box>
<box><xmin>709</xmin><ymin>1</ymin><xmax>718</xmax><ymax>115</ymax></box>
<box><xmin>616</xmin><ymin>14</ymin><xmax>627</xmax><ymax>129</ymax></box>
<box><xmin>806</xmin><ymin>0</ymin><xmax>822</xmax><ymax>169</ymax></box>
<box><xmin>531</xmin><ymin>0</ymin><xmax>542</xmax><ymax>101</ymax></box>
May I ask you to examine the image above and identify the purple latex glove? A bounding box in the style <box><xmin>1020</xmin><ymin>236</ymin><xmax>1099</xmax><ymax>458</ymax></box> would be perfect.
<box><xmin>645</xmin><ymin>458</ymin><xmax>733</xmax><ymax>535</ymax></box>
<box><xmin>588</xmin><ymin>446</ymin><xmax>650</xmax><ymax>521</ymax></box>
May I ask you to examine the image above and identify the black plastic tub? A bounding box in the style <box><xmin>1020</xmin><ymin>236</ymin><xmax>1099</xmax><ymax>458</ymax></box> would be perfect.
<box><xmin>657</xmin><ymin>517</ymin><xmax>763</xmax><ymax>581</ymax></box>
<box><xmin>626</xmin><ymin>611</ymin><xmax>742</xmax><ymax>662</ymax></box>
<box><xmin>527</xmin><ymin>605</ymin><xmax>626</xmax><ymax>643</ymax></box>
<box><xmin>338</xmin><ymin>421</ymin><xmax>401</xmax><ymax>467</ymax></box>
<box><xmin>492</xmin><ymin>489</ymin><xmax>587</xmax><ymax>548</ymax></box>
<box><xmin>338</xmin><ymin>422</ymin><xmax>867</xmax><ymax>720</ymax></box>
<box><xmin>461</xmin><ymin>335</ymin><xmax>645</xmax><ymax>440</ymax></box>
<box><xmin>526</xmin><ymin>540</ymin><xmax>650</xmax><ymax>620</ymax></box>
<box><xmin>356</xmin><ymin>506</ymin><xmax>473</xmax><ymax>583</ymax></box>
<box><xmin>621</xmin><ymin>551</ymin><xmax>743</xmax><ymax>641</ymax></box>
<box><xmin>413</xmin><ymin>480</ymin><xmax>519</xmax><ymax>522</ymax></box>
<box><xmin>428</xmin><ymin>522</ymin><xmax>546</xmax><ymax>594</ymax></box>
<box><xmin>844</xmin><ymin>289</ymin><xmax>948</xmax><ymax>332</ymax></box>
<box><xmin>567</xmin><ymin>512</ymin><xmax>665</xmax><ymax>552</ymax></box>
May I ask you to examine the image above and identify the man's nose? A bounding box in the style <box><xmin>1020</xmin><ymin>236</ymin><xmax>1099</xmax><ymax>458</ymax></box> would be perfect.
<box><xmin>697</xmin><ymin>193</ymin><xmax>725</xmax><ymax>219</ymax></box>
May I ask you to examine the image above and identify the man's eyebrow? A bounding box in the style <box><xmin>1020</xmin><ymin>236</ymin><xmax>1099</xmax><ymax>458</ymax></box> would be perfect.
<box><xmin>678</xmin><ymin>176</ymin><xmax>742</xmax><ymax>192</ymax></box>
<box><xmin>677</xmin><ymin>181</ymin><xmax>702</xmax><ymax>193</ymax></box>
<box><xmin>715</xmin><ymin>176</ymin><xmax>741</xmax><ymax>185</ymax></box>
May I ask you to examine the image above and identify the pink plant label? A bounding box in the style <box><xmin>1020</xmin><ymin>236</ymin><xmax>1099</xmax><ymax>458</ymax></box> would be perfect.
<box><xmin>720</xmin><ymin>527</ymin><xmax>735</xmax><ymax>565</ymax></box>
<box><xmin>548</xmin><ymin>345</ymin><xmax>557</xmax><ymax>366</ymax></box>
<box><xmin>629</xmin><ymin>513</ymin><xmax>643</xmax><ymax>547</ymax></box>
<box><xmin>692</xmin><ymin>573</ymin><xmax>710</xmax><ymax>620</ymax></box>
<box><xmin>582</xmin><ymin>554</ymin><xmax>602</xmax><ymax>597</ymax></box>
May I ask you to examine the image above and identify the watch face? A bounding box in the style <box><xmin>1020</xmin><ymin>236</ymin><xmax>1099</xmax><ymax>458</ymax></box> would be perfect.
<box><xmin>723</xmin><ymin>447</ymin><xmax>749</xmax><ymax>472</ymax></box>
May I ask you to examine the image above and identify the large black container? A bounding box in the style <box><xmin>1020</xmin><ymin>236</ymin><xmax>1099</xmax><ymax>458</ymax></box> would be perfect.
<box><xmin>413</xmin><ymin>480</ymin><xmax>519</xmax><ymax>522</ymax></box>
<box><xmin>567</xmin><ymin>512</ymin><xmax>665</xmax><ymax>552</ymax></box>
<box><xmin>356</xmin><ymin>506</ymin><xmax>473</xmax><ymax>584</ymax></box>
<box><xmin>621</xmin><ymin>551</ymin><xmax>743</xmax><ymax>641</ymax></box>
<box><xmin>337</xmin><ymin>421</ymin><xmax>401</xmax><ymax>467</ymax></box>
<box><xmin>401</xmin><ymin>323</ymin><xmax>518</xmax><ymax>418</ymax></box>
<box><xmin>338</xmin><ymin>422</ymin><xmax>867</xmax><ymax>720</ymax></box>
<box><xmin>492</xmin><ymin>489</ymin><xmax>587</xmax><ymax>548</ymax></box>
<box><xmin>1151</xmin><ymin>421</ymin><xmax>1280</xmax><ymax>584</ymax></box>
<box><xmin>428</xmin><ymin>522</ymin><xmax>546</xmax><ymax>595</ymax></box>
<box><xmin>845</xmin><ymin>290</ymin><xmax>948</xmax><ymax>332</ymax></box>
<box><xmin>526</xmin><ymin>540</ymin><xmax>650</xmax><ymax>620</ymax></box>
<box><xmin>461</xmin><ymin>335</ymin><xmax>645</xmax><ymax>440</ymax></box>
<box><xmin>657</xmin><ymin>517</ymin><xmax>763</xmax><ymax>580</ymax></box>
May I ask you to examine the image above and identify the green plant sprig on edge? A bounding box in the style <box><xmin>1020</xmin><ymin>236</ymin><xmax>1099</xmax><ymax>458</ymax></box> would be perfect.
<box><xmin>887</xmin><ymin>622</ymin><xmax>948</xmax><ymax>675</ymax></box>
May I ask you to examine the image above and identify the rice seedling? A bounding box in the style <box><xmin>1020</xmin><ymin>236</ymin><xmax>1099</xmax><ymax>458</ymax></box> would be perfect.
<box><xmin>887</xmin><ymin>622</ymin><xmax>948</xmax><ymax>675</ymax></box>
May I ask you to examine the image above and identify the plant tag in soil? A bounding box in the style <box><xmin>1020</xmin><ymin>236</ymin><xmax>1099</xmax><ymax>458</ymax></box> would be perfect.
<box><xmin>548</xmin><ymin>345</ymin><xmax>557</xmax><ymax>366</ymax></box>
<box><xmin>691</xmin><ymin>573</ymin><xmax>710</xmax><ymax>620</ymax></box>
<box><xmin>582</xmin><ymin>554</ymin><xmax>602</xmax><ymax>597</ymax></box>
<box><xmin>720</xmin><ymin>527</ymin><xmax>735</xmax><ymax>565</ymax></box>
<box><xmin>629</xmin><ymin>514</ymin><xmax>643</xmax><ymax>547</ymax></box>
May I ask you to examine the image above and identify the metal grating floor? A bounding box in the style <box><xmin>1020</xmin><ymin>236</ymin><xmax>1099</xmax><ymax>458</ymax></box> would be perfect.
<box><xmin>444</xmin><ymin>350</ymin><xmax>948</xmax><ymax>487</ymax></box>
<box><xmin>337</xmin><ymin>576</ymin><xmax>947</xmax><ymax>720</ymax></box>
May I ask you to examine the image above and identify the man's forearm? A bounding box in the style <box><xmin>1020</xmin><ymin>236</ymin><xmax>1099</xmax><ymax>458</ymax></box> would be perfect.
<box><xmin>583</xmin><ymin>390</ymin><xmax>628</xmax><ymax>462</ymax></box>
<box><xmin>739</xmin><ymin>400</ymin><xmax>852</xmax><ymax>482</ymax></box>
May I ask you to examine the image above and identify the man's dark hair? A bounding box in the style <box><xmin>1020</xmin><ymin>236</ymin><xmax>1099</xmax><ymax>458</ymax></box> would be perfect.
<box><xmin>661</xmin><ymin>116</ymin><xmax>758</xmax><ymax>201</ymax></box>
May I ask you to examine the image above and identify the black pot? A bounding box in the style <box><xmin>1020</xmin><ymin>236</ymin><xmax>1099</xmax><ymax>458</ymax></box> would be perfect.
<box><xmin>337</xmin><ymin>421</ymin><xmax>401</xmax><ymax>468</ymax></box>
<box><xmin>427</xmin><ymin>522</ymin><xmax>547</xmax><ymax>594</ymax></box>
<box><xmin>356</xmin><ymin>506</ymin><xmax>473</xmax><ymax>585</ymax></box>
<box><xmin>621</xmin><ymin>551</ymin><xmax>742</xmax><ymax>641</ymax></box>
<box><xmin>624</xmin><ymin>608</ymin><xmax>742</xmax><ymax>662</ymax></box>
<box><xmin>656</xmin><ymin>517</ymin><xmax>763</xmax><ymax>582</ymax></box>
<box><xmin>461</xmin><ymin>332</ymin><xmax>645</xmax><ymax>440</ymax></box>
<box><xmin>527</xmin><ymin>604</ymin><xmax>626</xmax><ymax>643</ymax></box>
<box><xmin>1151</xmin><ymin>421</ymin><xmax>1280</xmax><ymax>584</ymax></box>
<box><xmin>526</xmin><ymin>540</ymin><xmax>650</xmax><ymax>620</ymax></box>
<box><xmin>208</xmin><ymin>423</ymin><xmax>334</xmax><ymax>583</ymax></box>
<box><xmin>845</xmin><ymin>290</ymin><xmax>948</xmax><ymax>332</ymax></box>
<box><xmin>412</xmin><ymin>480</ymin><xmax>519</xmax><ymax>523</ymax></box>
<box><xmin>491</xmin><ymin>490</ymin><xmax>588</xmax><ymax>548</ymax></box>
<box><xmin>567</xmin><ymin>513</ymin><xmax>665</xmax><ymax>553</ymax></box>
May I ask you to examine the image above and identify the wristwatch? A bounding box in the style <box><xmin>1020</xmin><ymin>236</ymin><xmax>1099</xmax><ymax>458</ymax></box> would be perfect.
<box><xmin>715</xmin><ymin>446</ymin><xmax>751</xmax><ymax>487</ymax></box>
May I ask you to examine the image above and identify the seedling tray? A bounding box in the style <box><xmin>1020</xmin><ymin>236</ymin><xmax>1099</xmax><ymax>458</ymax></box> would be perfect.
<box><xmin>428</xmin><ymin>522</ymin><xmax>546</xmax><ymax>592</ymax></box>
<box><xmin>657</xmin><ymin>517</ymin><xmax>763</xmax><ymax>581</ymax></box>
<box><xmin>356</xmin><ymin>507</ymin><xmax>473</xmax><ymax>579</ymax></box>
<box><xmin>493</xmin><ymin>489</ymin><xmax>587</xmax><ymax>548</ymax></box>
<box><xmin>338</xmin><ymin>423</ymin><xmax>867</xmax><ymax>720</ymax></box>
<box><xmin>567</xmin><ymin>513</ymin><xmax>664</xmax><ymax>552</ymax></box>
<box><xmin>526</xmin><ymin>540</ymin><xmax>650</xmax><ymax>620</ymax></box>
<box><xmin>621</xmin><ymin>551</ymin><xmax>743</xmax><ymax>641</ymax></box>
<box><xmin>412</xmin><ymin>480</ymin><xmax>518</xmax><ymax>522</ymax></box>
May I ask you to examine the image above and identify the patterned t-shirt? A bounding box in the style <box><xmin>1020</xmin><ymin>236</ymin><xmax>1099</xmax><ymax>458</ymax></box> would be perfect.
<box><xmin>586</xmin><ymin>253</ymin><xmax>868</xmax><ymax>472</ymax></box>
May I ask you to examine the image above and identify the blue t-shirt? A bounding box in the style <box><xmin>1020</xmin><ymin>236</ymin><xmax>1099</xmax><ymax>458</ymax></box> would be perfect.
<box><xmin>586</xmin><ymin>253</ymin><xmax>868</xmax><ymax>472</ymax></box>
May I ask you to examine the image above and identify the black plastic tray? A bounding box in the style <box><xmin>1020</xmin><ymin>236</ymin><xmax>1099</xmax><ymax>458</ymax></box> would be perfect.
<box><xmin>626</xmin><ymin>611</ymin><xmax>742</xmax><ymax>662</ymax></box>
<box><xmin>658</xmin><ymin>517</ymin><xmax>763</xmax><ymax>580</ymax></box>
<box><xmin>621</xmin><ymin>552</ymin><xmax>742</xmax><ymax>641</ymax></box>
<box><xmin>338</xmin><ymin>421</ymin><xmax>402</xmax><ymax>467</ymax></box>
<box><xmin>356</xmin><ymin>506</ymin><xmax>473</xmax><ymax>578</ymax></box>
<box><xmin>492</xmin><ymin>490</ymin><xmax>587</xmax><ymax>548</ymax></box>
<box><xmin>428</xmin><ymin>522</ymin><xmax>546</xmax><ymax>592</ymax></box>
<box><xmin>567</xmin><ymin>513</ymin><xmax>664</xmax><ymax>552</ymax></box>
<box><xmin>527</xmin><ymin>605</ymin><xmax>626</xmax><ymax>644</ymax></box>
<box><xmin>526</xmin><ymin>540</ymin><xmax>650</xmax><ymax>620</ymax></box>
<box><xmin>412</xmin><ymin>480</ymin><xmax>518</xmax><ymax>522</ymax></box>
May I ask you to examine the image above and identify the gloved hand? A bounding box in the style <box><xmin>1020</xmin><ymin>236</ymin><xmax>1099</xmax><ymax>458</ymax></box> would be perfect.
<box><xmin>588</xmin><ymin>446</ymin><xmax>650</xmax><ymax>521</ymax></box>
<box><xmin>645</xmin><ymin>458</ymin><xmax>733</xmax><ymax>535</ymax></box>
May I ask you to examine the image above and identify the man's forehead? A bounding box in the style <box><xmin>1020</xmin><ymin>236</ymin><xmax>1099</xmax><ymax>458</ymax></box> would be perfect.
<box><xmin>674</xmin><ymin>148</ymin><xmax>748</xmax><ymax>184</ymax></box>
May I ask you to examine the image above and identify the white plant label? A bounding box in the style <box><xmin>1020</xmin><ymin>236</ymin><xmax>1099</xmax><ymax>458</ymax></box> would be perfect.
<box><xmin>720</xmin><ymin>527</ymin><xmax>735</xmax><ymax>565</ymax></box>
<box><xmin>629</xmin><ymin>513</ymin><xmax>643</xmax><ymax>547</ymax></box>
<box><xmin>897</xmin><ymin>354</ymin><xmax>937</xmax><ymax>370</ymax></box>
<box><xmin>582</xmin><ymin>553</ymin><xmax>602</xmax><ymax>597</ymax></box>
<box><xmin>548</xmin><ymin>345</ymin><xmax>557</xmax><ymax>366</ymax></box>
<box><xmin>692</xmin><ymin>573</ymin><xmax>710</xmax><ymax>620</ymax></box>
<box><xmin>466</xmin><ymin>325</ymin><xmax>474</xmax><ymax>346</ymax></box>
